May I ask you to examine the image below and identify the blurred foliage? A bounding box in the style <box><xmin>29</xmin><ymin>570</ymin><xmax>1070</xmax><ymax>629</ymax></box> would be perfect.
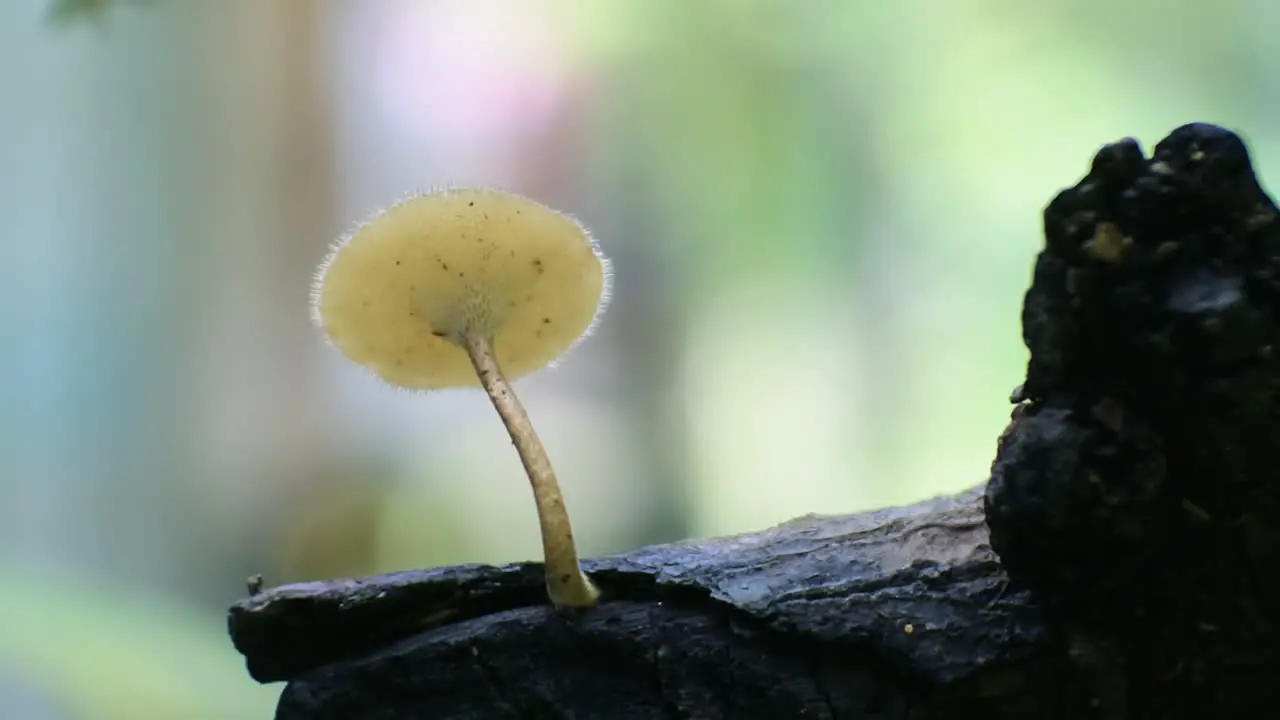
<box><xmin>47</xmin><ymin>0</ymin><xmax>156</xmax><ymax>25</ymax></box>
<box><xmin>0</xmin><ymin>561</ymin><xmax>277</xmax><ymax>719</ymax></box>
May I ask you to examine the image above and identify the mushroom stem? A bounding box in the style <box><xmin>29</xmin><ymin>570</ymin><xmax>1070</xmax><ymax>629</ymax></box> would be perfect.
<box><xmin>460</xmin><ymin>332</ymin><xmax>600</xmax><ymax>609</ymax></box>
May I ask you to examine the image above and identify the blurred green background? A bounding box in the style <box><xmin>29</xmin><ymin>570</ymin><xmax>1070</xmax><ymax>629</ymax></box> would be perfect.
<box><xmin>3</xmin><ymin>0</ymin><xmax>1278</xmax><ymax>717</ymax></box>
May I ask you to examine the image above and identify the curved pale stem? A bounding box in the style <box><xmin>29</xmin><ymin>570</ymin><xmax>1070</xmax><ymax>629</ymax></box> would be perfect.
<box><xmin>461</xmin><ymin>333</ymin><xmax>600</xmax><ymax>609</ymax></box>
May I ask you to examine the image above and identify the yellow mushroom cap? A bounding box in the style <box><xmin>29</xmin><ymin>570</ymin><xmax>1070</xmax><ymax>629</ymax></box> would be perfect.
<box><xmin>311</xmin><ymin>187</ymin><xmax>611</xmax><ymax>389</ymax></box>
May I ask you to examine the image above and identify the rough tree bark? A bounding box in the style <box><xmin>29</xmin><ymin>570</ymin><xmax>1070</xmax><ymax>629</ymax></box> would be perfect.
<box><xmin>228</xmin><ymin>123</ymin><xmax>1280</xmax><ymax>719</ymax></box>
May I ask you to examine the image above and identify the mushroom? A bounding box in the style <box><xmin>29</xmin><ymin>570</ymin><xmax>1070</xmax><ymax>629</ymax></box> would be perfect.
<box><xmin>310</xmin><ymin>187</ymin><xmax>611</xmax><ymax>609</ymax></box>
